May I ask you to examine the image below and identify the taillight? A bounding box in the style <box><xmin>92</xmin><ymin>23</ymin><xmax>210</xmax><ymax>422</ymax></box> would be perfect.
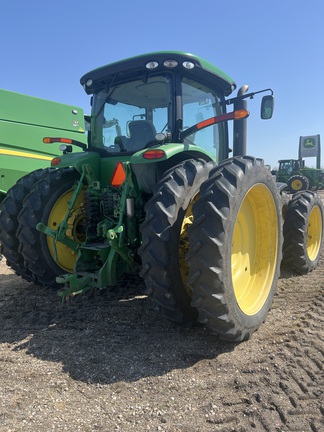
<box><xmin>51</xmin><ymin>157</ymin><xmax>61</xmax><ymax>166</ymax></box>
<box><xmin>143</xmin><ymin>149</ymin><xmax>165</xmax><ymax>159</ymax></box>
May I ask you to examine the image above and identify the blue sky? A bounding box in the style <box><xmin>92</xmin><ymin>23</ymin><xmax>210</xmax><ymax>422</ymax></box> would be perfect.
<box><xmin>1</xmin><ymin>0</ymin><xmax>323</xmax><ymax>169</ymax></box>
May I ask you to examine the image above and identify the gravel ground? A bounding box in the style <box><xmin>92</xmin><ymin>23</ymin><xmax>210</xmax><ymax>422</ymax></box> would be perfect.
<box><xmin>0</xmin><ymin>253</ymin><xmax>323</xmax><ymax>432</ymax></box>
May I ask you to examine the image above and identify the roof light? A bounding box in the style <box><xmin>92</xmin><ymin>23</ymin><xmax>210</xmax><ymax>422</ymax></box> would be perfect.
<box><xmin>143</xmin><ymin>149</ymin><xmax>165</xmax><ymax>160</ymax></box>
<box><xmin>163</xmin><ymin>60</ymin><xmax>178</xmax><ymax>68</ymax></box>
<box><xmin>145</xmin><ymin>61</ymin><xmax>159</xmax><ymax>70</ymax></box>
<box><xmin>86</xmin><ymin>79</ymin><xmax>93</xmax><ymax>87</ymax></box>
<box><xmin>111</xmin><ymin>162</ymin><xmax>126</xmax><ymax>187</ymax></box>
<box><xmin>182</xmin><ymin>61</ymin><xmax>195</xmax><ymax>69</ymax></box>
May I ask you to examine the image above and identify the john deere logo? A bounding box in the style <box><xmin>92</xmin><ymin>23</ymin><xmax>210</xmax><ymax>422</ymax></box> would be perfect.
<box><xmin>303</xmin><ymin>138</ymin><xmax>316</xmax><ymax>148</ymax></box>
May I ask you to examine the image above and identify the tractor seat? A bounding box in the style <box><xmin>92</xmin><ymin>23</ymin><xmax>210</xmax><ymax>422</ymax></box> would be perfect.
<box><xmin>128</xmin><ymin>120</ymin><xmax>157</xmax><ymax>150</ymax></box>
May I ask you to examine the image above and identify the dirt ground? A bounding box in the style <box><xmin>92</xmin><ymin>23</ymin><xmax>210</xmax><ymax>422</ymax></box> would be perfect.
<box><xmin>0</xmin><ymin>251</ymin><xmax>323</xmax><ymax>431</ymax></box>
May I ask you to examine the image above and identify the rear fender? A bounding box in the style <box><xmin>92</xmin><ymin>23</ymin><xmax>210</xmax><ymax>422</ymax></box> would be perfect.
<box><xmin>130</xmin><ymin>143</ymin><xmax>214</xmax><ymax>165</ymax></box>
<box><xmin>130</xmin><ymin>143</ymin><xmax>215</xmax><ymax>193</ymax></box>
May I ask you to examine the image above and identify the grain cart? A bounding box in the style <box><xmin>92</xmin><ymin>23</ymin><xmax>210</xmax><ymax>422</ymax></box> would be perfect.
<box><xmin>1</xmin><ymin>52</ymin><xmax>323</xmax><ymax>341</ymax></box>
<box><xmin>0</xmin><ymin>88</ymin><xmax>87</xmax><ymax>202</ymax></box>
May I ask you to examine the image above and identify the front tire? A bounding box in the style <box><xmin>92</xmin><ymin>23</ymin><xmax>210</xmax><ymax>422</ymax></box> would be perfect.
<box><xmin>139</xmin><ymin>159</ymin><xmax>216</xmax><ymax>324</ymax></box>
<box><xmin>282</xmin><ymin>191</ymin><xmax>324</xmax><ymax>274</ymax></box>
<box><xmin>187</xmin><ymin>156</ymin><xmax>283</xmax><ymax>341</ymax></box>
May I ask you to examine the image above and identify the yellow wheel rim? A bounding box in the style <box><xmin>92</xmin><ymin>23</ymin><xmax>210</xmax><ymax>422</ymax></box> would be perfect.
<box><xmin>47</xmin><ymin>188</ymin><xmax>86</xmax><ymax>272</ymax></box>
<box><xmin>307</xmin><ymin>205</ymin><xmax>323</xmax><ymax>261</ymax></box>
<box><xmin>231</xmin><ymin>184</ymin><xmax>279</xmax><ymax>316</ymax></box>
<box><xmin>291</xmin><ymin>179</ymin><xmax>303</xmax><ymax>190</ymax></box>
<box><xmin>179</xmin><ymin>196</ymin><xmax>198</xmax><ymax>296</ymax></box>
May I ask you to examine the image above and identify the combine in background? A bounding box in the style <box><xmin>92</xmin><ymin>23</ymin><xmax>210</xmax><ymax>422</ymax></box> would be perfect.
<box><xmin>0</xmin><ymin>88</ymin><xmax>87</xmax><ymax>202</ymax></box>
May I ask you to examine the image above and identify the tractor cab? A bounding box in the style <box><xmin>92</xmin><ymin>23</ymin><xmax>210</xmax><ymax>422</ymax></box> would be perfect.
<box><xmin>278</xmin><ymin>159</ymin><xmax>305</xmax><ymax>175</ymax></box>
<box><xmin>80</xmin><ymin>52</ymin><xmax>273</xmax><ymax>165</ymax></box>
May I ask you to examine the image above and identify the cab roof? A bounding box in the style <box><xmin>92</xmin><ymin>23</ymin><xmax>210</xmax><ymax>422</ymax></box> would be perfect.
<box><xmin>80</xmin><ymin>51</ymin><xmax>236</xmax><ymax>97</ymax></box>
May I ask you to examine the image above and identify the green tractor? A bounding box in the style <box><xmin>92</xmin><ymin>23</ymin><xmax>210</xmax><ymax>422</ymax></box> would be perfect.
<box><xmin>275</xmin><ymin>158</ymin><xmax>324</xmax><ymax>193</ymax></box>
<box><xmin>1</xmin><ymin>52</ymin><xmax>323</xmax><ymax>341</ymax></box>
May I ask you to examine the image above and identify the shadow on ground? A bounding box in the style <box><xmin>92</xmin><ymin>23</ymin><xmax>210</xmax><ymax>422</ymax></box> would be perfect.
<box><xmin>0</xmin><ymin>272</ymin><xmax>235</xmax><ymax>384</ymax></box>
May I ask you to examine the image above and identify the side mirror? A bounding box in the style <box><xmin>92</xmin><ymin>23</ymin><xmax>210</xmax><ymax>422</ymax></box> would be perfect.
<box><xmin>261</xmin><ymin>95</ymin><xmax>274</xmax><ymax>119</ymax></box>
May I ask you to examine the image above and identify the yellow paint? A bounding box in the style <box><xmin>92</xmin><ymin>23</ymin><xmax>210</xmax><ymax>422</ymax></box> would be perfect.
<box><xmin>47</xmin><ymin>188</ymin><xmax>86</xmax><ymax>272</ymax></box>
<box><xmin>232</xmin><ymin>183</ymin><xmax>278</xmax><ymax>316</ymax></box>
<box><xmin>307</xmin><ymin>205</ymin><xmax>323</xmax><ymax>261</ymax></box>
<box><xmin>0</xmin><ymin>148</ymin><xmax>53</xmax><ymax>161</ymax></box>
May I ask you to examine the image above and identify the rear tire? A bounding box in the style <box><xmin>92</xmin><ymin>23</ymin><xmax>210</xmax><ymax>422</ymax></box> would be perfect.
<box><xmin>287</xmin><ymin>175</ymin><xmax>309</xmax><ymax>193</ymax></box>
<box><xmin>282</xmin><ymin>191</ymin><xmax>324</xmax><ymax>274</ymax></box>
<box><xmin>139</xmin><ymin>159</ymin><xmax>216</xmax><ymax>324</ymax></box>
<box><xmin>0</xmin><ymin>169</ymin><xmax>53</xmax><ymax>281</ymax></box>
<box><xmin>17</xmin><ymin>168</ymin><xmax>85</xmax><ymax>288</ymax></box>
<box><xmin>187</xmin><ymin>156</ymin><xmax>283</xmax><ymax>341</ymax></box>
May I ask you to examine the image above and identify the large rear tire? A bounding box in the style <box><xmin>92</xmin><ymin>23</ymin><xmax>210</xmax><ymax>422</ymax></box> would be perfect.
<box><xmin>0</xmin><ymin>169</ymin><xmax>53</xmax><ymax>281</ymax></box>
<box><xmin>282</xmin><ymin>191</ymin><xmax>324</xmax><ymax>274</ymax></box>
<box><xmin>139</xmin><ymin>159</ymin><xmax>216</xmax><ymax>324</ymax></box>
<box><xmin>187</xmin><ymin>156</ymin><xmax>283</xmax><ymax>341</ymax></box>
<box><xmin>17</xmin><ymin>168</ymin><xmax>85</xmax><ymax>287</ymax></box>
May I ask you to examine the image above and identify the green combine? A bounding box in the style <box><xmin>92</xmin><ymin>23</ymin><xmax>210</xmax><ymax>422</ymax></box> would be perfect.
<box><xmin>0</xmin><ymin>88</ymin><xmax>86</xmax><ymax>201</ymax></box>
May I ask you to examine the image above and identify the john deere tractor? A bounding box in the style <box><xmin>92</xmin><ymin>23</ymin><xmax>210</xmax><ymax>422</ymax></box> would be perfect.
<box><xmin>1</xmin><ymin>51</ymin><xmax>323</xmax><ymax>341</ymax></box>
<box><xmin>275</xmin><ymin>158</ymin><xmax>324</xmax><ymax>193</ymax></box>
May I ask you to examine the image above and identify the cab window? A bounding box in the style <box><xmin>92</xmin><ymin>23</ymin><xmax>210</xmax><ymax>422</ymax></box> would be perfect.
<box><xmin>181</xmin><ymin>77</ymin><xmax>225</xmax><ymax>161</ymax></box>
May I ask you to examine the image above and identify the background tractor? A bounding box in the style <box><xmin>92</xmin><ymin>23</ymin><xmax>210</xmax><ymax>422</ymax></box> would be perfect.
<box><xmin>0</xmin><ymin>51</ymin><xmax>323</xmax><ymax>342</ymax></box>
<box><xmin>274</xmin><ymin>158</ymin><xmax>324</xmax><ymax>193</ymax></box>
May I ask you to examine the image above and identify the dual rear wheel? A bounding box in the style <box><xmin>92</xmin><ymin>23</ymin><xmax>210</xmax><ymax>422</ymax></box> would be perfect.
<box><xmin>140</xmin><ymin>156</ymin><xmax>284</xmax><ymax>341</ymax></box>
<box><xmin>141</xmin><ymin>157</ymin><xmax>324</xmax><ymax>341</ymax></box>
<box><xmin>0</xmin><ymin>168</ymin><xmax>84</xmax><ymax>287</ymax></box>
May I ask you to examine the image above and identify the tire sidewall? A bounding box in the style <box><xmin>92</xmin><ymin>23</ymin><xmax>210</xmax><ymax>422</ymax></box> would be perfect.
<box><xmin>140</xmin><ymin>159</ymin><xmax>216</xmax><ymax>323</ymax></box>
<box><xmin>189</xmin><ymin>157</ymin><xmax>283</xmax><ymax>339</ymax></box>
<box><xmin>222</xmin><ymin>165</ymin><xmax>282</xmax><ymax>330</ymax></box>
<box><xmin>304</xmin><ymin>198</ymin><xmax>324</xmax><ymax>269</ymax></box>
<box><xmin>288</xmin><ymin>192</ymin><xmax>324</xmax><ymax>270</ymax></box>
<box><xmin>36</xmin><ymin>171</ymin><xmax>80</xmax><ymax>276</ymax></box>
<box><xmin>155</xmin><ymin>162</ymin><xmax>212</xmax><ymax>306</ymax></box>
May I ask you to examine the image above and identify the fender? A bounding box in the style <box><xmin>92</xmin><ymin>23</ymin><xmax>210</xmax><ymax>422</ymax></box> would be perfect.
<box><xmin>130</xmin><ymin>143</ymin><xmax>214</xmax><ymax>164</ymax></box>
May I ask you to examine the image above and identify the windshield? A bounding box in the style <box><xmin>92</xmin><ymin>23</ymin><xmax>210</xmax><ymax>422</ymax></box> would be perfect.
<box><xmin>181</xmin><ymin>77</ymin><xmax>225</xmax><ymax>159</ymax></box>
<box><xmin>279</xmin><ymin>161</ymin><xmax>294</xmax><ymax>173</ymax></box>
<box><xmin>91</xmin><ymin>72</ymin><xmax>226</xmax><ymax>160</ymax></box>
<box><xmin>92</xmin><ymin>75</ymin><xmax>171</xmax><ymax>153</ymax></box>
